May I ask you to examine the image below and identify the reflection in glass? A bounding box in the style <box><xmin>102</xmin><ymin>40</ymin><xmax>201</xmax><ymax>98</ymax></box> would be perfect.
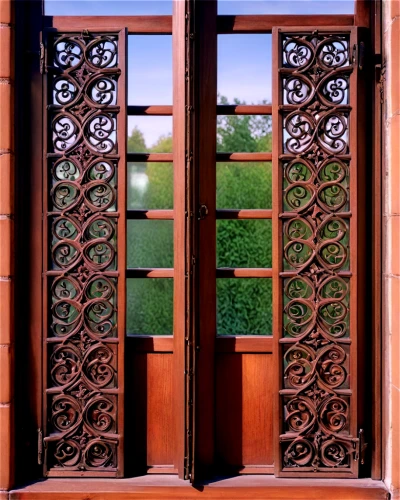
<box><xmin>127</xmin><ymin>220</ymin><xmax>173</xmax><ymax>268</ymax></box>
<box><xmin>128</xmin><ymin>162</ymin><xmax>173</xmax><ymax>209</ymax></box>
<box><xmin>128</xmin><ymin>116</ymin><xmax>172</xmax><ymax>153</ymax></box>
<box><xmin>218</xmin><ymin>35</ymin><xmax>272</xmax><ymax>104</ymax></box>
<box><xmin>217</xmin><ymin>279</ymin><xmax>272</xmax><ymax>335</ymax></box>
<box><xmin>128</xmin><ymin>35</ymin><xmax>172</xmax><ymax>105</ymax></box>
<box><xmin>217</xmin><ymin>220</ymin><xmax>272</xmax><ymax>268</ymax></box>
<box><xmin>127</xmin><ymin>279</ymin><xmax>173</xmax><ymax>336</ymax></box>
<box><xmin>217</xmin><ymin>115</ymin><xmax>272</xmax><ymax>152</ymax></box>
<box><xmin>217</xmin><ymin>162</ymin><xmax>272</xmax><ymax>209</ymax></box>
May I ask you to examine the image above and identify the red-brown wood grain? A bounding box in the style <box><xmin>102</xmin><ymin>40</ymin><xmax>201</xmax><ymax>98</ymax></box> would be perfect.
<box><xmin>127</xmin><ymin>353</ymin><xmax>175</xmax><ymax>472</ymax></box>
<box><xmin>215</xmin><ymin>353</ymin><xmax>275</xmax><ymax>471</ymax></box>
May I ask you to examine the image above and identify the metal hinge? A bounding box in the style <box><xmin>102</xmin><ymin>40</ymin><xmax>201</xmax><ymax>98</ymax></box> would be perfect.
<box><xmin>354</xmin><ymin>429</ymin><xmax>368</xmax><ymax>465</ymax></box>
<box><xmin>377</xmin><ymin>63</ymin><xmax>386</xmax><ymax>104</ymax></box>
<box><xmin>358</xmin><ymin>41</ymin><xmax>365</xmax><ymax>71</ymax></box>
<box><xmin>37</xmin><ymin>428</ymin><xmax>43</xmax><ymax>465</ymax></box>
<box><xmin>39</xmin><ymin>42</ymin><xmax>45</xmax><ymax>75</ymax></box>
<box><xmin>352</xmin><ymin>42</ymin><xmax>365</xmax><ymax>71</ymax></box>
<box><xmin>198</xmin><ymin>204</ymin><xmax>208</xmax><ymax>220</ymax></box>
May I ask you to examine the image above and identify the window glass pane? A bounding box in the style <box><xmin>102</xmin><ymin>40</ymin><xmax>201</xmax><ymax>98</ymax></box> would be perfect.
<box><xmin>127</xmin><ymin>278</ymin><xmax>173</xmax><ymax>335</ymax></box>
<box><xmin>217</xmin><ymin>279</ymin><xmax>272</xmax><ymax>335</ymax></box>
<box><xmin>128</xmin><ymin>117</ymin><xmax>172</xmax><ymax>153</ymax></box>
<box><xmin>218</xmin><ymin>0</ymin><xmax>354</xmax><ymax>15</ymax></box>
<box><xmin>217</xmin><ymin>162</ymin><xmax>272</xmax><ymax>209</ymax></box>
<box><xmin>217</xmin><ymin>220</ymin><xmax>272</xmax><ymax>268</ymax></box>
<box><xmin>128</xmin><ymin>162</ymin><xmax>173</xmax><ymax>209</ymax></box>
<box><xmin>218</xmin><ymin>35</ymin><xmax>271</xmax><ymax>105</ymax></box>
<box><xmin>128</xmin><ymin>36</ymin><xmax>172</xmax><ymax>105</ymax></box>
<box><xmin>217</xmin><ymin>115</ymin><xmax>272</xmax><ymax>152</ymax></box>
<box><xmin>127</xmin><ymin>220</ymin><xmax>173</xmax><ymax>268</ymax></box>
<box><xmin>45</xmin><ymin>0</ymin><xmax>172</xmax><ymax>16</ymax></box>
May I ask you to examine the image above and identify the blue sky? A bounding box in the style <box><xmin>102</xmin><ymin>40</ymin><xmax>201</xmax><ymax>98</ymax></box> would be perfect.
<box><xmin>46</xmin><ymin>0</ymin><xmax>354</xmax><ymax>146</ymax></box>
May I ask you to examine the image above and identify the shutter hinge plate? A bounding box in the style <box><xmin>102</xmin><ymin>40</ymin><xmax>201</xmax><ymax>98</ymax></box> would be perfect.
<box><xmin>39</xmin><ymin>42</ymin><xmax>45</xmax><ymax>75</ymax></box>
<box><xmin>37</xmin><ymin>428</ymin><xmax>43</xmax><ymax>465</ymax></box>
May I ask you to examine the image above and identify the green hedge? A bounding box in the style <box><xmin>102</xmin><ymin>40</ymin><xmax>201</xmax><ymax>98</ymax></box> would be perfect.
<box><xmin>126</xmin><ymin>99</ymin><xmax>273</xmax><ymax>335</ymax></box>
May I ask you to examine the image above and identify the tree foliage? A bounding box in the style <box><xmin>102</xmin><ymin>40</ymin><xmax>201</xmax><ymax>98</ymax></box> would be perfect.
<box><xmin>127</xmin><ymin>97</ymin><xmax>273</xmax><ymax>336</ymax></box>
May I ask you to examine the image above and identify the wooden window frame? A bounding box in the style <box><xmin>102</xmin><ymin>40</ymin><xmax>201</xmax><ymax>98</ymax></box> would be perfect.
<box><xmin>13</xmin><ymin>0</ymin><xmax>383</xmax><ymax>491</ymax></box>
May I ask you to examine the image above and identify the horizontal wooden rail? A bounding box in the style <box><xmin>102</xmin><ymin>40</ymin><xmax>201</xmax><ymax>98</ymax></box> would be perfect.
<box><xmin>217</xmin><ymin>268</ymin><xmax>272</xmax><ymax>278</ymax></box>
<box><xmin>49</xmin><ymin>15</ymin><xmax>354</xmax><ymax>35</ymax></box>
<box><xmin>127</xmin><ymin>210</ymin><xmax>174</xmax><ymax>220</ymax></box>
<box><xmin>217</xmin><ymin>104</ymin><xmax>272</xmax><ymax>115</ymax></box>
<box><xmin>47</xmin><ymin>15</ymin><xmax>173</xmax><ymax>33</ymax></box>
<box><xmin>216</xmin><ymin>152</ymin><xmax>272</xmax><ymax>162</ymax></box>
<box><xmin>127</xmin><ymin>335</ymin><xmax>174</xmax><ymax>352</ymax></box>
<box><xmin>216</xmin><ymin>336</ymin><xmax>273</xmax><ymax>353</ymax></box>
<box><xmin>127</xmin><ymin>153</ymin><xmax>173</xmax><ymax>163</ymax></box>
<box><xmin>128</xmin><ymin>105</ymin><xmax>173</xmax><ymax>116</ymax></box>
<box><xmin>217</xmin><ymin>209</ymin><xmax>272</xmax><ymax>219</ymax></box>
<box><xmin>217</xmin><ymin>14</ymin><xmax>354</xmax><ymax>33</ymax></box>
<box><xmin>126</xmin><ymin>268</ymin><xmax>174</xmax><ymax>278</ymax></box>
<box><xmin>127</xmin><ymin>105</ymin><xmax>272</xmax><ymax>116</ymax></box>
<box><xmin>126</xmin><ymin>335</ymin><xmax>273</xmax><ymax>353</ymax></box>
<box><xmin>130</xmin><ymin>153</ymin><xmax>271</xmax><ymax>163</ymax></box>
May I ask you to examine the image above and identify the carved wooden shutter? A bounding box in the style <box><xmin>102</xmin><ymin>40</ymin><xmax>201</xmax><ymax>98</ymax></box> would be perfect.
<box><xmin>273</xmin><ymin>27</ymin><xmax>366</xmax><ymax>477</ymax></box>
<box><xmin>42</xmin><ymin>28</ymin><xmax>127</xmax><ymax>477</ymax></box>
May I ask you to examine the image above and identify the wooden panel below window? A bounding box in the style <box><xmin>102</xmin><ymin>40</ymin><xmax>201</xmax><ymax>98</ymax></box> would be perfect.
<box><xmin>215</xmin><ymin>353</ymin><xmax>274</xmax><ymax>472</ymax></box>
<box><xmin>126</xmin><ymin>352</ymin><xmax>175</xmax><ymax>473</ymax></box>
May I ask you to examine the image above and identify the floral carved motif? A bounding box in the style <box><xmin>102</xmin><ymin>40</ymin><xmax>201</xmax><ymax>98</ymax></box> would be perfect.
<box><xmin>44</xmin><ymin>32</ymin><xmax>121</xmax><ymax>474</ymax></box>
<box><xmin>279</xmin><ymin>32</ymin><xmax>358</xmax><ymax>472</ymax></box>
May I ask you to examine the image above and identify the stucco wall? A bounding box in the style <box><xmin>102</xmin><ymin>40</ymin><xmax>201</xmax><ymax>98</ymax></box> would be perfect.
<box><xmin>383</xmin><ymin>0</ymin><xmax>400</xmax><ymax>497</ymax></box>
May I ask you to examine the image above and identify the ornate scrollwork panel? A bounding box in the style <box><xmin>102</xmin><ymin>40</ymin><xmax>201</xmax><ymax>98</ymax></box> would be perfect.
<box><xmin>278</xmin><ymin>30</ymin><xmax>358</xmax><ymax>474</ymax></box>
<box><xmin>44</xmin><ymin>30</ymin><xmax>124</xmax><ymax>476</ymax></box>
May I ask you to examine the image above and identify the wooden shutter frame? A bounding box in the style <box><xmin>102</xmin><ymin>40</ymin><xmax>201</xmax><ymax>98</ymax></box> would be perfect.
<box><xmin>41</xmin><ymin>27</ymin><xmax>127</xmax><ymax>477</ymax></box>
<box><xmin>272</xmin><ymin>26</ymin><xmax>366</xmax><ymax>478</ymax></box>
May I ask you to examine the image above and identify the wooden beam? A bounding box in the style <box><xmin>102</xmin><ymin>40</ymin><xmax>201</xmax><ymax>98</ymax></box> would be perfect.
<box><xmin>216</xmin><ymin>336</ymin><xmax>273</xmax><ymax>353</ymax></box>
<box><xmin>172</xmin><ymin>0</ymin><xmax>186</xmax><ymax>479</ymax></box>
<box><xmin>217</xmin><ymin>14</ymin><xmax>354</xmax><ymax>33</ymax></box>
<box><xmin>216</xmin><ymin>152</ymin><xmax>272</xmax><ymax>162</ymax></box>
<box><xmin>127</xmin><ymin>210</ymin><xmax>174</xmax><ymax>220</ymax></box>
<box><xmin>47</xmin><ymin>15</ymin><xmax>173</xmax><ymax>33</ymax></box>
<box><xmin>217</xmin><ymin>105</ymin><xmax>272</xmax><ymax>115</ymax></box>
<box><xmin>216</xmin><ymin>268</ymin><xmax>273</xmax><ymax>278</ymax></box>
<box><xmin>126</xmin><ymin>335</ymin><xmax>174</xmax><ymax>352</ymax></box>
<box><xmin>127</xmin><ymin>153</ymin><xmax>173</xmax><ymax>163</ymax></box>
<box><xmin>128</xmin><ymin>105</ymin><xmax>173</xmax><ymax>116</ymax></box>
<box><xmin>126</xmin><ymin>268</ymin><xmax>174</xmax><ymax>278</ymax></box>
<box><xmin>216</xmin><ymin>209</ymin><xmax>272</xmax><ymax>219</ymax></box>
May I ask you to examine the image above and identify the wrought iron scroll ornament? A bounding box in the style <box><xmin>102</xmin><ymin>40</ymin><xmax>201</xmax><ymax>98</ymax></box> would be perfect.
<box><xmin>279</xmin><ymin>32</ymin><xmax>357</xmax><ymax>472</ymax></box>
<box><xmin>45</xmin><ymin>32</ymin><xmax>120</xmax><ymax>473</ymax></box>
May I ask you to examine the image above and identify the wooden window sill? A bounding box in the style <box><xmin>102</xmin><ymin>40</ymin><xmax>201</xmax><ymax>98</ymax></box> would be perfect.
<box><xmin>9</xmin><ymin>476</ymin><xmax>389</xmax><ymax>499</ymax></box>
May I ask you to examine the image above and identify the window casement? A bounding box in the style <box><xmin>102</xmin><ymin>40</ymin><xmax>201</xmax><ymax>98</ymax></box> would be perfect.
<box><xmin>28</xmin><ymin>0</ymin><xmax>378</xmax><ymax>483</ymax></box>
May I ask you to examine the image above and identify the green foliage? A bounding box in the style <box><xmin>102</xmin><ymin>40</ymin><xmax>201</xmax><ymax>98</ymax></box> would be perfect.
<box><xmin>126</xmin><ymin>97</ymin><xmax>273</xmax><ymax>336</ymax></box>
<box><xmin>127</xmin><ymin>126</ymin><xmax>147</xmax><ymax>153</ymax></box>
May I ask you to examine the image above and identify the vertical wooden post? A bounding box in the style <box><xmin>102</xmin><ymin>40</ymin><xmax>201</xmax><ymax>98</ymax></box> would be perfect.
<box><xmin>0</xmin><ymin>0</ymin><xmax>14</xmax><ymax>490</ymax></box>
<box><xmin>194</xmin><ymin>0</ymin><xmax>217</xmax><ymax>480</ymax></box>
<box><xmin>172</xmin><ymin>0</ymin><xmax>187</xmax><ymax>479</ymax></box>
<box><xmin>355</xmin><ymin>0</ymin><xmax>371</xmax><ymax>28</ymax></box>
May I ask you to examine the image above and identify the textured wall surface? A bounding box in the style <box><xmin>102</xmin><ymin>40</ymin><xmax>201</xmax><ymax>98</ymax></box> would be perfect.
<box><xmin>383</xmin><ymin>0</ymin><xmax>400</xmax><ymax>498</ymax></box>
